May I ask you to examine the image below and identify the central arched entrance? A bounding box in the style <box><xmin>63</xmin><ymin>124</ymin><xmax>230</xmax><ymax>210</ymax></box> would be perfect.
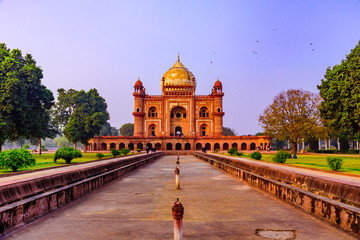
<box><xmin>175</xmin><ymin>126</ymin><xmax>182</xmax><ymax>136</ymax></box>
<box><xmin>170</xmin><ymin>106</ymin><xmax>188</xmax><ymax>136</ymax></box>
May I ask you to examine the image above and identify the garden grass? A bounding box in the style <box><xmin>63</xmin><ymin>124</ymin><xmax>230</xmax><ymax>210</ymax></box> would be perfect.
<box><xmin>220</xmin><ymin>152</ymin><xmax>360</xmax><ymax>175</ymax></box>
<box><xmin>0</xmin><ymin>152</ymin><xmax>138</xmax><ymax>175</ymax></box>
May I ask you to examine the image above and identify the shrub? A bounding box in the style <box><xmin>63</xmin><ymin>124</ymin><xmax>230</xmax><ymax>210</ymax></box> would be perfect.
<box><xmin>228</xmin><ymin>147</ymin><xmax>238</xmax><ymax>156</ymax></box>
<box><xmin>0</xmin><ymin>148</ymin><xmax>36</xmax><ymax>172</ymax></box>
<box><xmin>96</xmin><ymin>153</ymin><xmax>105</xmax><ymax>159</ymax></box>
<box><xmin>111</xmin><ymin>149</ymin><xmax>121</xmax><ymax>157</ymax></box>
<box><xmin>54</xmin><ymin>147</ymin><xmax>82</xmax><ymax>164</ymax></box>
<box><xmin>214</xmin><ymin>148</ymin><xmax>220</xmax><ymax>153</ymax></box>
<box><xmin>250</xmin><ymin>151</ymin><xmax>262</xmax><ymax>160</ymax></box>
<box><xmin>236</xmin><ymin>151</ymin><xmax>244</xmax><ymax>157</ymax></box>
<box><xmin>327</xmin><ymin>157</ymin><xmax>343</xmax><ymax>171</ymax></box>
<box><xmin>121</xmin><ymin>148</ymin><xmax>130</xmax><ymax>155</ymax></box>
<box><xmin>41</xmin><ymin>145</ymin><xmax>48</xmax><ymax>151</ymax></box>
<box><xmin>24</xmin><ymin>144</ymin><xmax>30</xmax><ymax>149</ymax></box>
<box><xmin>136</xmin><ymin>148</ymin><xmax>142</xmax><ymax>153</ymax></box>
<box><xmin>273</xmin><ymin>150</ymin><xmax>291</xmax><ymax>163</ymax></box>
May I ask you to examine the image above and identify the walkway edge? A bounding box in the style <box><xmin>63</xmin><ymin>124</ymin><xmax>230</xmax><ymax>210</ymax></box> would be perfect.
<box><xmin>0</xmin><ymin>152</ymin><xmax>164</xmax><ymax>238</ymax></box>
<box><xmin>193</xmin><ymin>152</ymin><xmax>360</xmax><ymax>237</ymax></box>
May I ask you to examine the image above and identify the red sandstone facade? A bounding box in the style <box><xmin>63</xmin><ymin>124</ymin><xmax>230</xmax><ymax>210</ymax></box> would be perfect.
<box><xmin>89</xmin><ymin>55</ymin><xmax>271</xmax><ymax>151</ymax></box>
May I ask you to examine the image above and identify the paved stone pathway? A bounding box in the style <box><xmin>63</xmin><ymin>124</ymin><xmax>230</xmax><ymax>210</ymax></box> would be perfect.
<box><xmin>4</xmin><ymin>155</ymin><xmax>355</xmax><ymax>239</ymax></box>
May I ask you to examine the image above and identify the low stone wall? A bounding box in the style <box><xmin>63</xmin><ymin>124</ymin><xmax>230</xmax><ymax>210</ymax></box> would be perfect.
<box><xmin>205</xmin><ymin>153</ymin><xmax>360</xmax><ymax>208</ymax></box>
<box><xmin>0</xmin><ymin>152</ymin><xmax>164</xmax><ymax>237</ymax></box>
<box><xmin>193</xmin><ymin>152</ymin><xmax>360</xmax><ymax>236</ymax></box>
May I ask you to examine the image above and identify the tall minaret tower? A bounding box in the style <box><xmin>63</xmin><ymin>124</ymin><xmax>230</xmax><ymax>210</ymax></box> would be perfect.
<box><xmin>212</xmin><ymin>78</ymin><xmax>225</xmax><ymax>136</ymax></box>
<box><xmin>133</xmin><ymin>78</ymin><xmax>146</xmax><ymax>137</ymax></box>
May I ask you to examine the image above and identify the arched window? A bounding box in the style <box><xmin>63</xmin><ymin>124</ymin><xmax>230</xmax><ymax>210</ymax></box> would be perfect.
<box><xmin>148</xmin><ymin>107</ymin><xmax>157</xmax><ymax>118</ymax></box>
<box><xmin>250</xmin><ymin>142</ymin><xmax>256</xmax><ymax>150</ymax></box>
<box><xmin>176</xmin><ymin>143</ymin><xmax>182</xmax><ymax>150</ymax></box>
<box><xmin>205</xmin><ymin>143</ymin><xmax>211</xmax><ymax>150</ymax></box>
<box><xmin>167</xmin><ymin>143</ymin><xmax>173</xmax><ymax>150</ymax></box>
<box><xmin>110</xmin><ymin>143</ymin><xmax>116</xmax><ymax>150</ymax></box>
<box><xmin>232</xmin><ymin>143</ymin><xmax>238</xmax><ymax>150</ymax></box>
<box><xmin>94</xmin><ymin>143</ymin><xmax>97</xmax><ymax>151</ymax></box>
<box><xmin>128</xmin><ymin>143</ymin><xmax>134</xmax><ymax>150</ymax></box>
<box><xmin>137</xmin><ymin>143</ymin><xmax>143</xmax><ymax>150</ymax></box>
<box><xmin>196</xmin><ymin>143</ymin><xmax>202</xmax><ymax>150</ymax></box>
<box><xmin>155</xmin><ymin>143</ymin><xmax>161</xmax><ymax>150</ymax></box>
<box><xmin>146</xmin><ymin>143</ymin><xmax>152</xmax><ymax>149</ymax></box>
<box><xmin>136</xmin><ymin>108</ymin><xmax>140</xmax><ymax>112</ymax></box>
<box><xmin>101</xmin><ymin>143</ymin><xmax>107</xmax><ymax>150</ymax></box>
<box><xmin>223</xmin><ymin>143</ymin><xmax>229</xmax><ymax>150</ymax></box>
<box><xmin>241</xmin><ymin>142</ymin><xmax>247</xmax><ymax>150</ymax></box>
<box><xmin>119</xmin><ymin>143</ymin><xmax>125</xmax><ymax>150</ymax></box>
<box><xmin>149</xmin><ymin>124</ymin><xmax>157</xmax><ymax>136</ymax></box>
<box><xmin>185</xmin><ymin>143</ymin><xmax>191</xmax><ymax>150</ymax></box>
<box><xmin>200</xmin><ymin>124</ymin><xmax>208</xmax><ymax>136</ymax></box>
<box><xmin>214</xmin><ymin>143</ymin><xmax>220</xmax><ymax>150</ymax></box>
<box><xmin>217</xmin><ymin>108</ymin><xmax>221</xmax><ymax>112</ymax></box>
<box><xmin>199</xmin><ymin>107</ymin><xmax>209</xmax><ymax>117</ymax></box>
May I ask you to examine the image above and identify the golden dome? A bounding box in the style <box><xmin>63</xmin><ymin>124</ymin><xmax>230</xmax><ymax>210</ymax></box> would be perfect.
<box><xmin>161</xmin><ymin>54</ymin><xmax>196</xmax><ymax>90</ymax></box>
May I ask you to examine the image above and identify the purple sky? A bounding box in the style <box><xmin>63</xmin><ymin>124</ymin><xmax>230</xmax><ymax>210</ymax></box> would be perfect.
<box><xmin>1</xmin><ymin>0</ymin><xmax>360</xmax><ymax>135</ymax></box>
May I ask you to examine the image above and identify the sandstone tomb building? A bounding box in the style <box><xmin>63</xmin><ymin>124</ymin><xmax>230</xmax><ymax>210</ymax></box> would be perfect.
<box><xmin>89</xmin><ymin>55</ymin><xmax>271</xmax><ymax>151</ymax></box>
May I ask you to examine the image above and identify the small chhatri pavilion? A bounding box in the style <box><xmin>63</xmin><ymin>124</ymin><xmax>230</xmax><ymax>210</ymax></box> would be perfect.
<box><xmin>89</xmin><ymin>55</ymin><xmax>271</xmax><ymax>151</ymax></box>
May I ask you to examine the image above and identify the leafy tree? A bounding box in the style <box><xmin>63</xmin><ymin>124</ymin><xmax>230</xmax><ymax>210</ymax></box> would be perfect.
<box><xmin>339</xmin><ymin>135</ymin><xmax>350</xmax><ymax>151</ymax></box>
<box><xmin>307</xmin><ymin>136</ymin><xmax>319</xmax><ymax>151</ymax></box>
<box><xmin>259</xmin><ymin>89</ymin><xmax>321</xmax><ymax>154</ymax></box>
<box><xmin>53</xmin><ymin>135</ymin><xmax>72</xmax><ymax>148</ymax></box>
<box><xmin>99</xmin><ymin>123</ymin><xmax>119</xmax><ymax>136</ymax></box>
<box><xmin>119</xmin><ymin>123</ymin><xmax>134</xmax><ymax>136</ymax></box>
<box><xmin>54</xmin><ymin>147</ymin><xmax>82</xmax><ymax>164</ymax></box>
<box><xmin>318</xmin><ymin>41</ymin><xmax>360</xmax><ymax>145</ymax></box>
<box><xmin>255</xmin><ymin>132</ymin><xmax>264</xmax><ymax>136</ymax></box>
<box><xmin>51</xmin><ymin>88</ymin><xmax>78</xmax><ymax>131</ymax></box>
<box><xmin>63</xmin><ymin>89</ymin><xmax>109</xmax><ymax>151</ymax></box>
<box><xmin>223</xmin><ymin>127</ymin><xmax>236</xmax><ymax>136</ymax></box>
<box><xmin>0</xmin><ymin>44</ymin><xmax>54</xmax><ymax>151</ymax></box>
<box><xmin>0</xmin><ymin>148</ymin><xmax>36</xmax><ymax>172</ymax></box>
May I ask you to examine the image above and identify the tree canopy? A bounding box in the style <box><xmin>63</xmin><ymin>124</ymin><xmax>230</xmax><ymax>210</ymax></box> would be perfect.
<box><xmin>223</xmin><ymin>127</ymin><xmax>236</xmax><ymax>136</ymax></box>
<box><xmin>259</xmin><ymin>89</ymin><xmax>321</xmax><ymax>153</ymax></box>
<box><xmin>99</xmin><ymin>123</ymin><xmax>119</xmax><ymax>136</ymax></box>
<box><xmin>119</xmin><ymin>123</ymin><xmax>134</xmax><ymax>136</ymax></box>
<box><xmin>0</xmin><ymin>43</ymin><xmax>55</xmax><ymax>151</ymax></box>
<box><xmin>63</xmin><ymin>89</ymin><xmax>109</xmax><ymax>149</ymax></box>
<box><xmin>318</xmin><ymin>40</ymin><xmax>360</xmax><ymax>141</ymax></box>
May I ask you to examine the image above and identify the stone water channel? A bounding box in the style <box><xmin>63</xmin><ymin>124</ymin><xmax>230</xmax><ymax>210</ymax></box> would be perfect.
<box><xmin>4</xmin><ymin>155</ymin><xmax>356</xmax><ymax>239</ymax></box>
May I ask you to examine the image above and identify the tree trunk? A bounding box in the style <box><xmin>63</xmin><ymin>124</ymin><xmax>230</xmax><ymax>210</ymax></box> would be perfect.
<box><xmin>73</xmin><ymin>142</ymin><xmax>77</xmax><ymax>149</ymax></box>
<box><xmin>291</xmin><ymin>141</ymin><xmax>297</xmax><ymax>154</ymax></box>
<box><xmin>0</xmin><ymin>141</ymin><xmax>2</xmax><ymax>152</ymax></box>
<box><xmin>38</xmin><ymin>138</ymin><xmax>42</xmax><ymax>155</ymax></box>
<box><xmin>84</xmin><ymin>144</ymin><xmax>87</xmax><ymax>153</ymax></box>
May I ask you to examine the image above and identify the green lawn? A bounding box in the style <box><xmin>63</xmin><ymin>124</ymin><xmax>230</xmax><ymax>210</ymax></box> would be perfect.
<box><xmin>0</xmin><ymin>152</ymin><xmax>138</xmax><ymax>175</ymax></box>
<box><xmin>219</xmin><ymin>152</ymin><xmax>360</xmax><ymax>175</ymax></box>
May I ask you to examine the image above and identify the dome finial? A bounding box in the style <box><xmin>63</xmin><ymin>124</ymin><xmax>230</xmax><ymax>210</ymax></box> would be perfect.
<box><xmin>177</xmin><ymin>52</ymin><xmax>180</xmax><ymax>62</ymax></box>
